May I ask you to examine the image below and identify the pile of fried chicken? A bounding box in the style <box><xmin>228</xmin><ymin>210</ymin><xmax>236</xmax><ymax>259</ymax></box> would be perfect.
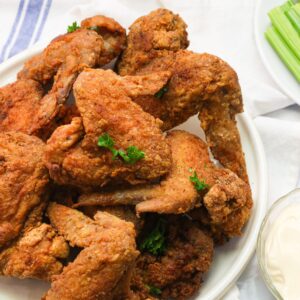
<box><xmin>0</xmin><ymin>9</ymin><xmax>253</xmax><ymax>300</ymax></box>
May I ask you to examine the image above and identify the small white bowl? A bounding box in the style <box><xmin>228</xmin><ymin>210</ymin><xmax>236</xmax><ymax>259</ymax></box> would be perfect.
<box><xmin>257</xmin><ymin>188</ymin><xmax>300</xmax><ymax>300</ymax></box>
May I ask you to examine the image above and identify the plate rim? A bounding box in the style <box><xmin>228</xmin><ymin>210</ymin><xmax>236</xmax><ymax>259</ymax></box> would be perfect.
<box><xmin>254</xmin><ymin>0</ymin><xmax>300</xmax><ymax>104</ymax></box>
<box><xmin>0</xmin><ymin>45</ymin><xmax>268</xmax><ymax>300</ymax></box>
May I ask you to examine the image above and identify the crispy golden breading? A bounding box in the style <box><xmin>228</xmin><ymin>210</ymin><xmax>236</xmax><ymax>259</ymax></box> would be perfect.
<box><xmin>18</xmin><ymin>29</ymin><xmax>103</xmax><ymax>136</ymax></box>
<box><xmin>117</xmin><ymin>9</ymin><xmax>248</xmax><ymax>183</ymax></box>
<box><xmin>15</xmin><ymin>16</ymin><xmax>125</xmax><ymax>137</ymax></box>
<box><xmin>0</xmin><ymin>80</ymin><xmax>44</xmax><ymax>134</ymax></box>
<box><xmin>131</xmin><ymin>217</ymin><xmax>214</xmax><ymax>300</ymax></box>
<box><xmin>81</xmin><ymin>15</ymin><xmax>126</xmax><ymax>66</ymax></box>
<box><xmin>44</xmin><ymin>203</ymin><xmax>139</xmax><ymax>300</ymax></box>
<box><xmin>45</xmin><ymin>69</ymin><xmax>172</xmax><ymax>189</ymax></box>
<box><xmin>82</xmin><ymin>205</ymin><xmax>144</xmax><ymax>233</ymax></box>
<box><xmin>0</xmin><ymin>132</ymin><xmax>49</xmax><ymax>248</ymax></box>
<box><xmin>75</xmin><ymin>131</ymin><xmax>252</xmax><ymax>236</ymax></box>
<box><xmin>0</xmin><ymin>223</ymin><xmax>69</xmax><ymax>281</ymax></box>
<box><xmin>117</xmin><ymin>8</ymin><xmax>188</xmax><ymax>75</ymax></box>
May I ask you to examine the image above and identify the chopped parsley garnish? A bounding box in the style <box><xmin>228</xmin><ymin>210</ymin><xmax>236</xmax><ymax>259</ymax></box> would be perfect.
<box><xmin>189</xmin><ymin>171</ymin><xmax>209</xmax><ymax>191</ymax></box>
<box><xmin>119</xmin><ymin>146</ymin><xmax>145</xmax><ymax>165</ymax></box>
<box><xmin>154</xmin><ymin>84</ymin><xmax>168</xmax><ymax>99</ymax></box>
<box><xmin>97</xmin><ymin>133</ymin><xmax>144</xmax><ymax>164</ymax></box>
<box><xmin>67</xmin><ymin>21</ymin><xmax>80</xmax><ymax>33</ymax></box>
<box><xmin>146</xmin><ymin>285</ymin><xmax>162</xmax><ymax>296</ymax></box>
<box><xmin>139</xmin><ymin>219</ymin><xmax>167</xmax><ymax>256</ymax></box>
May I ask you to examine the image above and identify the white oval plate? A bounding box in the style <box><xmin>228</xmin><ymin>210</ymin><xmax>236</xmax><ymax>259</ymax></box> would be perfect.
<box><xmin>255</xmin><ymin>0</ymin><xmax>300</xmax><ymax>104</ymax></box>
<box><xmin>0</xmin><ymin>46</ymin><xmax>268</xmax><ymax>300</ymax></box>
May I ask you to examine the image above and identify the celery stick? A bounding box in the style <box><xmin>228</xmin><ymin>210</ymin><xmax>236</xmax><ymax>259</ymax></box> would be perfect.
<box><xmin>268</xmin><ymin>6</ymin><xmax>300</xmax><ymax>60</ymax></box>
<box><xmin>265</xmin><ymin>26</ymin><xmax>300</xmax><ymax>82</ymax></box>
<box><xmin>293</xmin><ymin>3</ymin><xmax>300</xmax><ymax>16</ymax></box>
<box><xmin>281</xmin><ymin>1</ymin><xmax>293</xmax><ymax>12</ymax></box>
<box><xmin>286</xmin><ymin>7</ymin><xmax>300</xmax><ymax>34</ymax></box>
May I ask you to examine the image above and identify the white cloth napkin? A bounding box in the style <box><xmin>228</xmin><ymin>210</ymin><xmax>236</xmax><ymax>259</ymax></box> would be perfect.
<box><xmin>1</xmin><ymin>0</ymin><xmax>300</xmax><ymax>299</ymax></box>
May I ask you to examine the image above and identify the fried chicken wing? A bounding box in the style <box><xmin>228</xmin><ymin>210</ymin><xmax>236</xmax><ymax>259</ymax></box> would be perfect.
<box><xmin>0</xmin><ymin>80</ymin><xmax>44</xmax><ymax>134</ymax></box>
<box><xmin>0</xmin><ymin>132</ymin><xmax>49</xmax><ymax>248</ymax></box>
<box><xmin>44</xmin><ymin>203</ymin><xmax>139</xmax><ymax>300</ymax></box>
<box><xmin>0</xmin><ymin>223</ymin><xmax>69</xmax><ymax>281</ymax></box>
<box><xmin>117</xmin><ymin>9</ymin><xmax>248</xmax><ymax>183</ymax></box>
<box><xmin>14</xmin><ymin>16</ymin><xmax>125</xmax><ymax>137</ymax></box>
<box><xmin>45</xmin><ymin>69</ymin><xmax>172</xmax><ymax>189</ymax></box>
<box><xmin>131</xmin><ymin>216</ymin><xmax>213</xmax><ymax>300</ymax></box>
<box><xmin>117</xmin><ymin>8</ymin><xmax>189</xmax><ymax>75</ymax></box>
<box><xmin>75</xmin><ymin>130</ymin><xmax>252</xmax><ymax>239</ymax></box>
<box><xmin>81</xmin><ymin>15</ymin><xmax>126</xmax><ymax>66</ymax></box>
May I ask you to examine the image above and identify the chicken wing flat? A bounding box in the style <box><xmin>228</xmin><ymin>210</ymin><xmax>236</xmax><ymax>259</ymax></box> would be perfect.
<box><xmin>0</xmin><ymin>223</ymin><xmax>69</xmax><ymax>281</ymax></box>
<box><xmin>45</xmin><ymin>69</ymin><xmax>172</xmax><ymax>189</ymax></box>
<box><xmin>81</xmin><ymin>15</ymin><xmax>126</xmax><ymax>66</ymax></box>
<box><xmin>0</xmin><ymin>79</ymin><xmax>44</xmax><ymax>134</ymax></box>
<box><xmin>117</xmin><ymin>8</ymin><xmax>189</xmax><ymax>75</ymax></box>
<box><xmin>76</xmin><ymin>130</ymin><xmax>252</xmax><ymax>240</ymax></box>
<box><xmin>0</xmin><ymin>132</ymin><xmax>49</xmax><ymax>248</ymax></box>
<box><xmin>44</xmin><ymin>203</ymin><xmax>139</xmax><ymax>300</ymax></box>
<box><xmin>131</xmin><ymin>216</ymin><xmax>214</xmax><ymax>300</ymax></box>
<box><xmin>14</xmin><ymin>16</ymin><xmax>125</xmax><ymax>137</ymax></box>
<box><xmin>117</xmin><ymin>9</ymin><xmax>248</xmax><ymax>183</ymax></box>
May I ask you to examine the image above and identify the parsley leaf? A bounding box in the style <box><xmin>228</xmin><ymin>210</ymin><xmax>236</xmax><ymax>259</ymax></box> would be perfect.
<box><xmin>190</xmin><ymin>171</ymin><xmax>209</xmax><ymax>191</ymax></box>
<box><xmin>146</xmin><ymin>285</ymin><xmax>162</xmax><ymax>296</ymax></box>
<box><xmin>98</xmin><ymin>133</ymin><xmax>145</xmax><ymax>164</ymax></box>
<box><xmin>154</xmin><ymin>85</ymin><xmax>168</xmax><ymax>99</ymax></box>
<box><xmin>119</xmin><ymin>146</ymin><xmax>145</xmax><ymax>164</ymax></box>
<box><xmin>140</xmin><ymin>219</ymin><xmax>167</xmax><ymax>256</ymax></box>
<box><xmin>67</xmin><ymin>21</ymin><xmax>80</xmax><ymax>33</ymax></box>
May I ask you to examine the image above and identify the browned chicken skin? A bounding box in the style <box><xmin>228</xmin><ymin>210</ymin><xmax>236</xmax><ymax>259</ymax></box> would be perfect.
<box><xmin>81</xmin><ymin>15</ymin><xmax>126</xmax><ymax>66</ymax></box>
<box><xmin>117</xmin><ymin>9</ymin><xmax>248</xmax><ymax>183</ymax></box>
<box><xmin>0</xmin><ymin>132</ymin><xmax>49</xmax><ymax>248</ymax></box>
<box><xmin>76</xmin><ymin>130</ymin><xmax>252</xmax><ymax>239</ymax></box>
<box><xmin>0</xmin><ymin>223</ymin><xmax>69</xmax><ymax>281</ymax></box>
<box><xmin>131</xmin><ymin>216</ymin><xmax>214</xmax><ymax>300</ymax></box>
<box><xmin>44</xmin><ymin>203</ymin><xmax>139</xmax><ymax>300</ymax></box>
<box><xmin>9</xmin><ymin>16</ymin><xmax>125</xmax><ymax>137</ymax></box>
<box><xmin>0</xmin><ymin>80</ymin><xmax>44</xmax><ymax>134</ymax></box>
<box><xmin>45</xmin><ymin>69</ymin><xmax>172</xmax><ymax>189</ymax></box>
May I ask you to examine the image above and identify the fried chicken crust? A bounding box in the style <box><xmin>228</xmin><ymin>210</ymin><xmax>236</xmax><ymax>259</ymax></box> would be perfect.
<box><xmin>117</xmin><ymin>9</ymin><xmax>249</xmax><ymax>183</ymax></box>
<box><xmin>0</xmin><ymin>79</ymin><xmax>44</xmax><ymax>134</ymax></box>
<box><xmin>81</xmin><ymin>15</ymin><xmax>126</xmax><ymax>66</ymax></box>
<box><xmin>117</xmin><ymin>8</ymin><xmax>189</xmax><ymax>75</ymax></box>
<box><xmin>44</xmin><ymin>203</ymin><xmax>139</xmax><ymax>300</ymax></box>
<box><xmin>0</xmin><ymin>132</ymin><xmax>49</xmax><ymax>248</ymax></box>
<box><xmin>15</xmin><ymin>16</ymin><xmax>125</xmax><ymax>137</ymax></box>
<box><xmin>0</xmin><ymin>223</ymin><xmax>69</xmax><ymax>281</ymax></box>
<box><xmin>76</xmin><ymin>130</ymin><xmax>252</xmax><ymax>240</ymax></box>
<box><xmin>131</xmin><ymin>217</ymin><xmax>213</xmax><ymax>300</ymax></box>
<box><xmin>45</xmin><ymin>69</ymin><xmax>172</xmax><ymax>189</ymax></box>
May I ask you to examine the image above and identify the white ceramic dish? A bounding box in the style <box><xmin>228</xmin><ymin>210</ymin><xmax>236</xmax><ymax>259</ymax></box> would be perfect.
<box><xmin>0</xmin><ymin>46</ymin><xmax>268</xmax><ymax>300</ymax></box>
<box><xmin>255</xmin><ymin>0</ymin><xmax>300</xmax><ymax>104</ymax></box>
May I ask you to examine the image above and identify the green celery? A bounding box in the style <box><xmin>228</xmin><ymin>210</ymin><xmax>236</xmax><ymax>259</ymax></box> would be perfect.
<box><xmin>293</xmin><ymin>3</ymin><xmax>300</xmax><ymax>16</ymax></box>
<box><xmin>281</xmin><ymin>1</ymin><xmax>293</xmax><ymax>12</ymax></box>
<box><xmin>265</xmin><ymin>26</ymin><xmax>300</xmax><ymax>82</ymax></box>
<box><xmin>268</xmin><ymin>5</ymin><xmax>300</xmax><ymax>60</ymax></box>
<box><xmin>286</xmin><ymin>7</ymin><xmax>300</xmax><ymax>34</ymax></box>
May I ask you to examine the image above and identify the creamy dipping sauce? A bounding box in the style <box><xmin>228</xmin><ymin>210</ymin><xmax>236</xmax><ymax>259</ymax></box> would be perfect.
<box><xmin>265</xmin><ymin>204</ymin><xmax>300</xmax><ymax>300</ymax></box>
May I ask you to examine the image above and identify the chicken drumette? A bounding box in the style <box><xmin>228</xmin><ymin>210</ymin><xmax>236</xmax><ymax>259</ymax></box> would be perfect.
<box><xmin>117</xmin><ymin>9</ymin><xmax>248</xmax><ymax>183</ymax></box>
<box><xmin>0</xmin><ymin>132</ymin><xmax>69</xmax><ymax>280</ymax></box>
<box><xmin>75</xmin><ymin>130</ymin><xmax>252</xmax><ymax>240</ymax></box>
<box><xmin>0</xmin><ymin>132</ymin><xmax>49</xmax><ymax>247</ymax></box>
<box><xmin>44</xmin><ymin>203</ymin><xmax>139</xmax><ymax>300</ymax></box>
<box><xmin>0</xmin><ymin>16</ymin><xmax>125</xmax><ymax>139</ymax></box>
<box><xmin>45</xmin><ymin>69</ymin><xmax>172</xmax><ymax>189</ymax></box>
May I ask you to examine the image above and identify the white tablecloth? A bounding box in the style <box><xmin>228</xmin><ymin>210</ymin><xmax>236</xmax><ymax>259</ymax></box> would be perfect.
<box><xmin>1</xmin><ymin>0</ymin><xmax>300</xmax><ymax>299</ymax></box>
